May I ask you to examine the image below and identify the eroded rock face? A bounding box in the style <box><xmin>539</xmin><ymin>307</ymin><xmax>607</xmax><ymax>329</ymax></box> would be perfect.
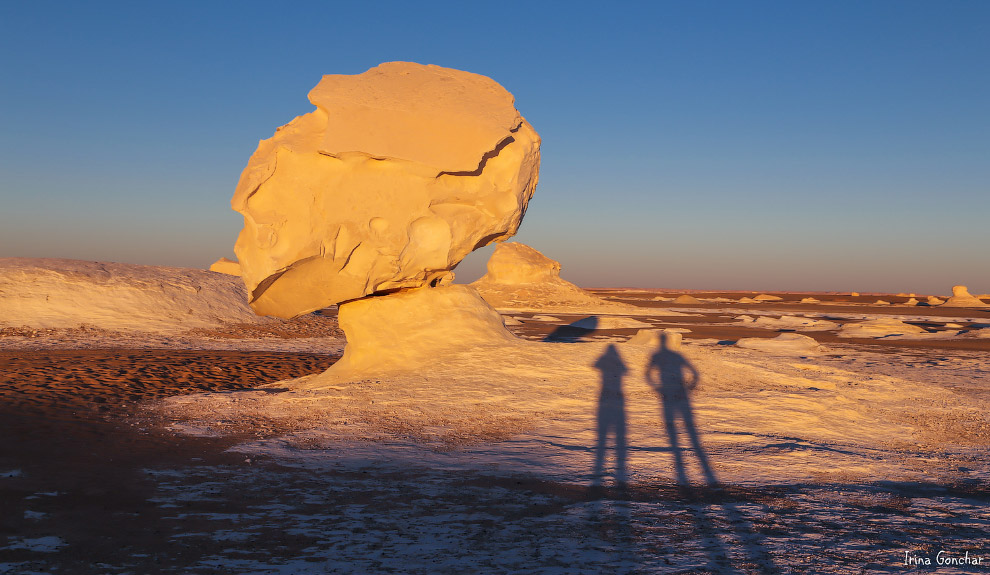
<box><xmin>232</xmin><ymin>62</ymin><xmax>541</xmax><ymax>318</ymax></box>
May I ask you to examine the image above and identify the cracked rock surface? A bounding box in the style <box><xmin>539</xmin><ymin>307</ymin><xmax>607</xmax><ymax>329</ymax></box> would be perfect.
<box><xmin>232</xmin><ymin>62</ymin><xmax>541</xmax><ymax>318</ymax></box>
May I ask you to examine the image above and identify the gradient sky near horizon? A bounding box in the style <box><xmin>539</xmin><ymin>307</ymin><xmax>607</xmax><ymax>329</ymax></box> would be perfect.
<box><xmin>2</xmin><ymin>1</ymin><xmax>987</xmax><ymax>295</ymax></box>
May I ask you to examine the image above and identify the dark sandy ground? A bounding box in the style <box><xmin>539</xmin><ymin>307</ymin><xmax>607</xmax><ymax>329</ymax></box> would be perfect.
<box><xmin>0</xmin><ymin>350</ymin><xmax>337</xmax><ymax>573</ymax></box>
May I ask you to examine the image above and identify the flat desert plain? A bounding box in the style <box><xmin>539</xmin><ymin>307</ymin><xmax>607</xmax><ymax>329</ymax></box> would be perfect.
<box><xmin>2</xmin><ymin>290</ymin><xmax>989</xmax><ymax>574</ymax></box>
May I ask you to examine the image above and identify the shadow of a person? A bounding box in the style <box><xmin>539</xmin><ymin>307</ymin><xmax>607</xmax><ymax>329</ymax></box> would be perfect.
<box><xmin>646</xmin><ymin>333</ymin><xmax>717</xmax><ymax>488</ymax></box>
<box><xmin>592</xmin><ymin>344</ymin><xmax>628</xmax><ymax>488</ymax></box>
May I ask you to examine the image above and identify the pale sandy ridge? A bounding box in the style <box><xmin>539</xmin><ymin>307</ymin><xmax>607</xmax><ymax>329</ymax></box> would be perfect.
<box><xmin>0</xmin><ymin>258</ymin><xmax>266</xmax><ymax>334</ymax></box>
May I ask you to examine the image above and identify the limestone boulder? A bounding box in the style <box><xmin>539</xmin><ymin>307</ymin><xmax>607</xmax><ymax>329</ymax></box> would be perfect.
<box><xmin>470</xmin><ymin>243</ymin><xmax>691</xmax><ymax>317</ymax></box>
<box><xmin>941</xmin><ymin>285</ymin><xmax>987</xmax><ymax>307</ymax></box>
<box><xmin>735</xmin><ymin>333</ymin><xmax>825</xmax><ymax>355</ymax></box>
<box><xmin>753</xmin><ymin>294</ymin><xmax>783</xmax><ymax>302</ymax></box>
<box><xmin>838</xmin><ymin>318</ymin><xmax>927</xmax><ymax>338</ymax></box>
<box><xmin>469</xmin><ymin>242</ymin><xmax>611</xmax><ymax>311</ymax></box>
<box><xmin>480</xmin><ymin>241</ymin><xmax>561</xmax><ymax>285</ymax></box>
<box><xmin>232</xmin><ymin>62</ymin><xmax>541</xmax><ymax>318</ymax></box>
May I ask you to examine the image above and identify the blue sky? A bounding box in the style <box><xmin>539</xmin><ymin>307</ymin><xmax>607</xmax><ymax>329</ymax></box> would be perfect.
<box><xmin>1</xmin><ymin>1</ymin><xmax>987</xmax><ymax>294</ymax></box>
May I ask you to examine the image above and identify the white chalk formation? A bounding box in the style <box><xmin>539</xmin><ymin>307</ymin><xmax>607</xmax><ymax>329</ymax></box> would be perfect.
<box><xmin>735</xmin><ymin>333</ymin><xmax>825</xmax><ymax>355</ymax></box>
<box><xmin>673</xmin><ymin>294</ymin><xmax>702</xmax><ymax>304</ymax></box>
<box><xmin>941</xmin><ymin>285</ymin><xmax>987</xmax><ymax>308</ymax></box>
<box><xmin>753</xmin><ymin>294</ymin><xmax>783</xmax><ymax>302</ymax></box>
<box><xmin>231</xmin><ymin>62</ymin><xmax>541</xmax><ymax>318</ymax></box>
<box><xmin>218</xmin><ymin>62</ymin><xmax>545</xmax><ymax>378</ymax></box>
<box><xmin>737</xmin><ymin>315</ymin><xmax>838</xmax><ymax>331</ymax></box>
<box><xmin>470</xmin><ymin>242</ymin><xmax>685</xmax><ymax>316</ymax></box>
<box><xmin>838</xmin><ymin>318</ymin><xmax>927</xmax><ymax>339</ymax></box>
<box><xmin>328</xmin><ymin>285</ymin><xmax>518</xmax><ymax>377</ymax></box>
<box><xmin>0</xmin><ymin>258</ymin><xmax>264</xmax><ymax>333</ymax></box>
<box><xmin>626</xmin><ymin>328</ymin><xmax>683</xmax><ymax>350</ymax></box>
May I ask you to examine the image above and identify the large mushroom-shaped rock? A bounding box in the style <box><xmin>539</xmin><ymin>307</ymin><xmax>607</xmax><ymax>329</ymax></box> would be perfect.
<box><xmin>941</xmin><ymin>285</ymin><xmax>987</xmax><ymax>308</ymax></box>
<box><xmin>232</xmin><ymin>62</ymin><xmax>541</xmax><ymax>318</ymax></box>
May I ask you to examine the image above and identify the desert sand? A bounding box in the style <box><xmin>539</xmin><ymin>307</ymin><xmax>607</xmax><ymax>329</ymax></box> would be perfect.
<box><xmin>3</xmin><ymin>62</ymin><xmax>989</xmax><ymax>574</ymax></box>
<box><xmin>4</xmin><ymin>277</ymin><xmax>990</xmax><ymax>573</ymax></box>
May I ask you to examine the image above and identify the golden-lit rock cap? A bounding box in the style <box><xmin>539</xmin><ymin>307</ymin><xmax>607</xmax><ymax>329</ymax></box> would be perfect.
<box><xmin>309</xmin><ymin>62</ymin><xmax>522</xmax><ymax>173</ymax></box>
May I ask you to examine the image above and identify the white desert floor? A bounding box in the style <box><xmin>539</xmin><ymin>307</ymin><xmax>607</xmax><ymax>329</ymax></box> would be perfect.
<box><xmin>2</xmin><ymin>290</ymin><xmax>989</xmax><ymax>574</ymax></box>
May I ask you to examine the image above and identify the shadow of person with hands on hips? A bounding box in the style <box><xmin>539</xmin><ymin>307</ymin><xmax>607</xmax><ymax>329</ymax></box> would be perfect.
<box><xmin>645</xmin><ymin>331</ymin><xmax>717</xmax><ymax>489</ymax></box>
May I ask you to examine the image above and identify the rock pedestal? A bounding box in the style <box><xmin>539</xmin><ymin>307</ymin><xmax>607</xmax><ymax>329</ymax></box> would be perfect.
<box><xmin>329</xmin><ymin>285</ymin><xmax>519</xmax><ymax>377</ymax></box>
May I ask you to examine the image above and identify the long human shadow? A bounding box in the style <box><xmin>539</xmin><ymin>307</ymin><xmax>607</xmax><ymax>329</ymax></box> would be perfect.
<box><xmin>646</xmin><ymin>332</ymin><xmax>779</xmax><ymax>572</ymax></box>
<box><xmin>588</xmin><ymin>344</ymin><xmax>635</xmax><ymax>566</ymax></box>
<box><xmin>645</xmin><ymin>332</ymin><xmax>716</xmax><ymax>487</ymax></box>
<box><xmin>591</xmin><ymin>343</ymin><xmax>628</xmax><ymax>488</ymax></box>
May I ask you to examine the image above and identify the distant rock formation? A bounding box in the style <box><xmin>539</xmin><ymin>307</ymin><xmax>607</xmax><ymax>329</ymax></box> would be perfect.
<box><xmin>626</xmin><ymin>329</ymin><xmax>683</xmax><ymax>350</ymax></box>
<box><xmin>737</xmin><ymin>296</ymin><xmax>758</xmax><ymax>303</ymax></box>
<box><xmin>902</xmin><ymin>298</ymin><xmax>919</xmax><ymax>306</ymax></box>
<box><xmin>471</xmin><ymin>243</ymin><xmax>688</xmax><ymax>316</ymax></box>
<box><xmin>873</xmin><ymin>299</ymin><xmax>891</xmax><ymax>306</ymax></box>
<box><xmin>0</xmin><ymin>258</ymin><xmax>264</xmax><ymax>333</ymax></box>
<box><xmin>231</xmin><ymin>62</ymin><xmax>541</xmax><ymax>318</ymax></box>
<box><xmin>941</xmin><ymin>285</ymin><xmax>987</xmax><ymax>308</ymax></box>
<box><xmin>209</xmin><ymin>257</ymin><xmax>241</xmax><ymax>276</ymax></box>
<box><xmin>672</xmin><ymin>294</ymin><xmax>702</xmax><ymax>304</ymax></box>
<box><xmin>737</xmin><ymin>315</ymin><xmax>838</xmax><ymax>331</ymax></box>
<box><xmin>926</xmin><ymin>296</ymin><xmax>945</xmax><ymax>306</ymax></box>
<box><xmin>753</xmin><ymin>294</ymin><xmax>783</xmax><ymax>302</ymax></box>
<box><xmin>800</xmin><ymin>297</ymin><xmax>820</xmax><ymax>303</ymax></box>
<box><xmin>735</xmin><ymin>333</ymin><xmax>824</xmax><ymax>355</ymax></box>
<box><xmin>838</xmin><ymin>318</ymin><xmax>927</xmax><ymax>338</ymax></box>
